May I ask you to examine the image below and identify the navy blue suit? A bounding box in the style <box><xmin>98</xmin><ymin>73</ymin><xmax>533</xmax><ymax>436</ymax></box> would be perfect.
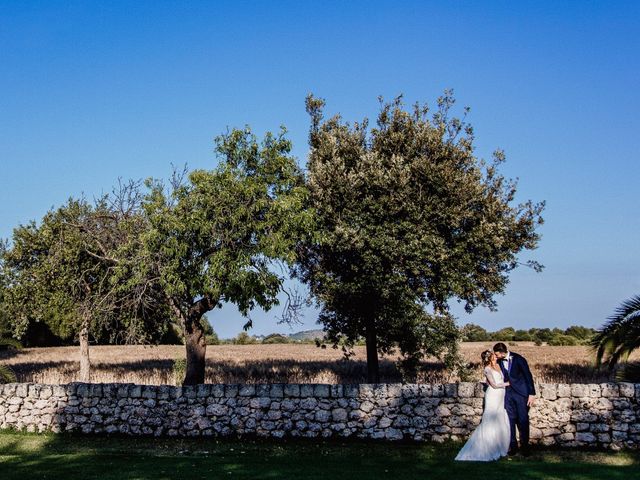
<box><xmin>499</xmin><ymin>352</ymin><xmax>536</xmax><ymax>451</ymax></box>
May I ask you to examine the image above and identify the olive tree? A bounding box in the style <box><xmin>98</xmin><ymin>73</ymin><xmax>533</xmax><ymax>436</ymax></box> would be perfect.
<box><xmin>137</xmin><ymin>127</ymin><xmax>309</xmax><ymax>385</ymax></box>
<box><xmin>1</xmin><ymin>186</ymin><xmax>169</xmax><ymax>381</ymax></box>
<box><xmin>297</xmin><ymin>92</ymin><xmax>544</xmax><ymax>382</ymax></box>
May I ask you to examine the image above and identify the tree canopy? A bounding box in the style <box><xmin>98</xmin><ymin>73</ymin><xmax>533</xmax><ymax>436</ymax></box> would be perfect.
<box><xmin>296</xmin><ymin>92</ymin><xmax>545</xmax><ymax>381</ymax></box>
<box><xmin>0</xmin><ymin>189</ymin><xmax>169</xmax><ymax>381</ymax></box>
<box><xmin>134</xmin><ymin>127</ymin><xmax>310</xmax><ymax>384</ymax></box>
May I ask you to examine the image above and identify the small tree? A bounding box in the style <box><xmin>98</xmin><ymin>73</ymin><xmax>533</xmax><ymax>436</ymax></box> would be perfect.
<box><xmin>297</xmin><ymin>92</ymin><xmax>544</xmax><ymax>382</ymax></box>
<box><xmin>460</xmin><ymin>323</ymin><xmax>489</xmax><ymax>342</ymax></box>
<box><xmin>262</xmin><ymin>333</ymin><xmax>290</xmax><ymax>344</ymax></box>
<box><xmin>137</xmin><ymin>127</ymin><xmax>309</xmax><ymax>384</ymax></box>
<box><xmin>1</xmin><ymin>187</ymin><xmax>169</xmax><ymax>381</ymax></box>
<box><xmin>233</xmin><ymin>331</ymin><xmax>257</xmax><ymax>345</ymax></box>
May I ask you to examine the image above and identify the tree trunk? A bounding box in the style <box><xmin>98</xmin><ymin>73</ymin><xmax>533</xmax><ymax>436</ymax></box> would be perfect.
<box><xmin>79</xmin><ymin>317</ymin><xmax>90</xmax><ymax>383</ymax></box>
<box><xmin>183</xmin><ymin>316</ymin><xmax>207</xmax><ymax>385</ymax></box>
<box><xmin>365</xmin><ymin>318</ymin><xmax>380</xmax><ymax>383</ymax></box>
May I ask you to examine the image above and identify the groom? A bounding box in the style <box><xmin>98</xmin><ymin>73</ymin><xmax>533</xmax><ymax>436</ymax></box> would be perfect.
<box><xmin>493</xmin><ymin>342</ymin><xmax>536</xmax><ymax>455</ymax></box>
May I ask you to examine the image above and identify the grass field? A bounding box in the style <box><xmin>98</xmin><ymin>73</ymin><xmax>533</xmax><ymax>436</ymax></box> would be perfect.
<box><xmin>2</xmin><ymin>342</ymin><xmax>629</xmax><ymax>385</ymax></box>
<box><xmin>0</xmin><ymin>431</ymin><xmax>638</xmax><ymax>480</ymax></box>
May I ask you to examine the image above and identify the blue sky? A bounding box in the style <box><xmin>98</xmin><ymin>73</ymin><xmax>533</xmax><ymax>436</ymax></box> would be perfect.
<box><xmin>1</xmin><ymin>1</ymin><xmax>639</xmax><ymax>338</ymax></box>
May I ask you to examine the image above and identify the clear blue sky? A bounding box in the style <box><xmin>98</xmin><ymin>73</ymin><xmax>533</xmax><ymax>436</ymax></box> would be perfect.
<box><xmin>1</xmin><ymin>1</ymin><xmax>639</xmax><ymax>339</ymax></box>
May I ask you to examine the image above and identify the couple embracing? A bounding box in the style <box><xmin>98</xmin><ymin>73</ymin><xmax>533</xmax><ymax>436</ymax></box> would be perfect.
<box><xmin>455</xmin><ymin>342</ymin><xmax>536</xmax><ymax>462</ymax></box>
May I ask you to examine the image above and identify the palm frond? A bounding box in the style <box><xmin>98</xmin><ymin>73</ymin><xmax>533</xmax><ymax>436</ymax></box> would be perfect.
<box><xmin>0</xmin><ymin>364</ymin><xmax>17</xmax><ymax>384</ymax></box>
<box><xmin>615</xmin><ymin>362</ymin><xmax>640</xmax><ymax>383</ymax></box>
<box><xmin>592</xmin><ymin>295</ymin><xmax>640</xmax><ymax>368</ymax></box>
<box><xmin>0</xmin><ymin>336</ymin><xmax>22</xmax><ymax>351</ymax></box>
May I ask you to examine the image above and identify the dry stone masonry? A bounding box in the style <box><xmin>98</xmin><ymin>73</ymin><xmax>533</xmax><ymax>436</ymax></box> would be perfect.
<box><xmin>1</xmin><ymin>382</ymin><xmax>638</xmax><ymax>449</ymax></box>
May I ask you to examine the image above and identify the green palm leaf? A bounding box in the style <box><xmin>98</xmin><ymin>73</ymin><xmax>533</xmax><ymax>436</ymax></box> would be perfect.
<box><xmin>0</xmin><ymin>336</ymin><xmax>22</xmax><ymax>351</ymax></box>
<box><xmin>592</xmin><ymin>295</ymin><xmax>640</xmax><ymax>369</ymax></box>
<box><xmin>615</xmin><ymin>362</ymin><xmax>640</xmax><ymax>383</ymax></box>
<box><xmin>0</xmin><ymin>364</ymin><xmax>16</xmax><ymax>384</ymax></box>
<box><xmin>0</xmin><ymin>336</ymin><xmax>21</xmax><ymax>384</ymax></box>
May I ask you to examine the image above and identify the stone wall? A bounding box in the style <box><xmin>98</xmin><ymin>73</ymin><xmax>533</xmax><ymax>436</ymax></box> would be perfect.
<box><xmin>1</xmin><ymin>382</ymin><xmax>639</xmax><ymax>449</ymax></box>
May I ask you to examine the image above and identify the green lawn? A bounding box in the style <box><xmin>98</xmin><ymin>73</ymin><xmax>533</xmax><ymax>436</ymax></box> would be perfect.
<box><xmin>0</xmin><ymin>431</ymin><xmax>638</xmax><ymax>480</ymax></box>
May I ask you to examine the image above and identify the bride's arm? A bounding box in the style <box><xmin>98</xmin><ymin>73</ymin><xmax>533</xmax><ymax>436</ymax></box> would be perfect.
<box><xmin>484</xmin><ymin>368</ymin><xmax>508</xmax><ymax>388</ymax></box>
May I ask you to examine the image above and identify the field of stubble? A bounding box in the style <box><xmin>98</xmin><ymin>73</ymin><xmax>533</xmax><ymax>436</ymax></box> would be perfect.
<box><xmin>2</xmin><ymin>342</ymin><xmax>629</xmax><ymax>385</ymax></box>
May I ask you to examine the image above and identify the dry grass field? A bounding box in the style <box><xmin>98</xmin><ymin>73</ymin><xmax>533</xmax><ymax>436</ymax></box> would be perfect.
<box><xmin>2</xmin><ymin>342</ymin><xmax>632</xmax><ymax>385</ymax></box>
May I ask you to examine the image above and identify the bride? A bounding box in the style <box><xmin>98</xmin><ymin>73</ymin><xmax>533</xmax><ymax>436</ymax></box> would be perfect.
<box><xmin>455</xmin><ymin>350</ymin><xmax>511</xmax><ymax>461</ymax></box>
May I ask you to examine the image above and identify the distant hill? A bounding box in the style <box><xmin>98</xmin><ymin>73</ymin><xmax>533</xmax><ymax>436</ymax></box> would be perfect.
<box><xmin>288</xmin><ymin>329</ymin><xmax>325</xmax><ymax>342</ymax></box>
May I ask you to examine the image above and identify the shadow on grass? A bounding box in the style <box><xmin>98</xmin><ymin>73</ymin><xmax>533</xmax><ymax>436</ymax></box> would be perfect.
<box><xmin>0</xmin><ymin>432</ymin><xmax>638</xmax><ymax>480</ymax></box>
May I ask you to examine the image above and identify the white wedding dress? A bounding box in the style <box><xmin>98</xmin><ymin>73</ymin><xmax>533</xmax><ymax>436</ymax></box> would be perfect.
<box><xmin>455</xmin><ymin>367</ymin><xmax>511</xmax><ymax>461</ymax></box>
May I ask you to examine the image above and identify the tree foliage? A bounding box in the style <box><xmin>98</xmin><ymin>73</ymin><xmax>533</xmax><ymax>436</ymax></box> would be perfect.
<box><xmin>297</xmin><ymin>92</ymin><xmax>544</xmax><ymax>381</ymax></box>
<box><xmin>0</xmin><ymin>187</ymin><xmax>170</xmax><ymax>381</ymax></box>
<box><xmin>135</xmin><ymin>127</ymin><xmax>309</xmax><ymax>384</ymax></box>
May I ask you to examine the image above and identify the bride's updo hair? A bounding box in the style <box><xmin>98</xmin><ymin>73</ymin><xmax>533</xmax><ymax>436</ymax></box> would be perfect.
<box><xmin>481</xmin><ymin>350</ymin><xmax>493</xmax><ymax>367</ymax></box>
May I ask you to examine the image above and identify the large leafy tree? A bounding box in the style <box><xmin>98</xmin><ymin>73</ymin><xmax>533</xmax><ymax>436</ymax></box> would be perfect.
<box><xmin>593</xmin><ymin>295</ymin><xmax>640</xmax><ymax>381</ymax></box>
<box><xmin>297</xmin><ymin>92</ymin><xmax>544</xmax><ymax>382</ymax></box>
<box><xmin>1</xmin><ymin>187</ymin><xmax>169</xmax><ymax>381</ymax></box>
<box><xmin>137</xmin><ymin>127</ymin><xmax>308</xmax><ymax>385</ymax></box>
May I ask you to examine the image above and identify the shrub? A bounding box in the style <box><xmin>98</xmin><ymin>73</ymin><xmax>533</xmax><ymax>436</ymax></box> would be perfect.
<box><xmin>233</xmin><ymin>332</ymin><xmax>257</xmax><ymax>345</ymax></box>
<box><xmin>548</xmin><ymin>334</ymin><xmax>578</xmax><ymax>346</ymax></box>
<box><xmin>262</xmin><ymin>333</ymin><xmax>290</xmax><ymax>344</ymax></box>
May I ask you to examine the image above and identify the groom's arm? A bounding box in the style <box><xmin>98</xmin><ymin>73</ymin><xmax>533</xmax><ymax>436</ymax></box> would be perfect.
<box><xmin>519</xmin><ymin>356</ymin><xmax>536</xmax><ymax>405</ymax></box>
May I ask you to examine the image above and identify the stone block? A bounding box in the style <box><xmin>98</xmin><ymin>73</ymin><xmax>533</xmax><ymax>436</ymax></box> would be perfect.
<box><xmin>52</xmin><ymin>385</ymin><xmax>66</xmax><ymax>398</ymax></box>
<box><xmin>558</xmin><ymin>432</ymin><xmax>574</xmax><ymax>442</ymax></box>
<box><xmin>590</xmin><ymin>423</ymin><xmax>609</xmax><ymax>433</ymax></box>
<box><xmin>612</xmin><ymin>430</ymin><xmax>628</xmax><ymax>441</ymax></box>
<box><xmin>576</xmin><ymin>432</ymin><xmax>596</xmax><ymax>443</ymax></box>
<box><xmin>270</xmin><ymin>384</ymin><xmax>284</xmax><ymax>398</ymax></box>
<box><xmin>196</xmin><ymin>385</ymin><xmax>211</xmax><ymax>398</ymax></box>
<box><xmin>601</xmin><ymin>383</ymin><xmax>619</xmax><ymax>398</ymax></box>
<box><xmin>612</xmin><ymin>421</ymin><xmax>629</xmax><ymax>432</ymax></box>
<box><xmin>432</xmin><ymin>385</ymin><xmax>444</xmax><ymax>398</ymax></box>
<box><xmin>331</xmin><ymin>408</ymin><xmax>348</xmax><ymax>422</ymax></box>
<box><xmin>129</xmin><ymin>385</ymin><xmax>142</xmax><ymax>398</ymax></box>
<box><xmin>315</xmin><ymin>410</ymin><xmax>330</xmax><ymax>422</ymax></box>
<box><xmin>419</xmin><ymin>384</ymin><xmax>433</xmax><ymax>397</ymax></box>
<box><xmin>284</xmin><ymin>384</ymin><xmax>300</xmax><ymax>398</ymax></box>
<box><xmin>343</xmin><ymin>384</ymin><xmax>359</xmax><ymax>398</ymax></box>
<box><xmin>157</xmin><ymin>386</ymin><xmax>171</xmax><ymax>400</ymax></box>
<box><xmin>313</xmin><ymin>384</ymin><xmax>330</xmax><ymax>398</ymax></box>
<box><xmin>557</xmin><ymin>384</ymin><xmax>571</xmax><ymax>397</ymax></box>
<box><xmin>540</xmin><ymin>384</ymin><xmax>557</xmax><ymax>400</ymax></box>
<box><xmin>28</xmin><ymin>384</ymin><xmax>42</xmax><ymax>398</ymax></box>
<box><xmin>576</xmin><ymin>423</ymin><xmax>590</xmax><ymax>432</ymax></box>
<box><xmin>457</xmin><ymin>383</ymin><xmax>475</xmax><ymax>398</ymax></box>
<box><xmin>597</xmin><ymin>397</ymin><xmax>613</xmax><ymax>410</ymax></box>
<box><xmin>141</xmin><ymin>386</ymin><xmax>157</xmax><ymax>400</ymax></box>
<box><xmin>619</xmin><ymin>383</ymin><xmax>635</xmax><ymax>398</ymax></box>
<box><xmin>89</xmin><ymin>384</ymin><xmax>103</xmax><ymax>397</ymax></box>
<box><xmin>571</xmin><ymin>384</ymin><xmax>589</xmax><ymax>398</ymax></box>
<box><xmin>444</xmin><ymin>384</ymin><xmax>457</xmax><ymax>397</ymax></box>
<box><xmin>330</xmin><ymin>385</ymin><xmax>343</xmax><ymax>398</ymax></box>
<box><xmin>401</xmin><ymin>385</ymin><xmax>419</xmax><ymax>398</ymax></box>
<box><xmin>3</xmin><ymin>384</ymin><xmax>17</xmax><ymax>397</ymax></box>
<box><xmin>224</xmin><ymin>385</ymin><xmax>238</xmax><ymax>398</ymax></box>
<box><xmin>238</xmin><ymin>385</ymin><xmax>255</xmax><ymax>397</ymax></box>
<box><xmin>183</xmin><ymin>386</ymin><xmax>197</xmax><ymax>399</ymax></box>
<box><xmin>300</xmin><ymin>384</ymin><xmax>314</xmax><ymax>398</ymax></box>
<box><xmin>587</xmin><ymin>384</ymin><xmax>601</xmax><ymax>398</ymax></box>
